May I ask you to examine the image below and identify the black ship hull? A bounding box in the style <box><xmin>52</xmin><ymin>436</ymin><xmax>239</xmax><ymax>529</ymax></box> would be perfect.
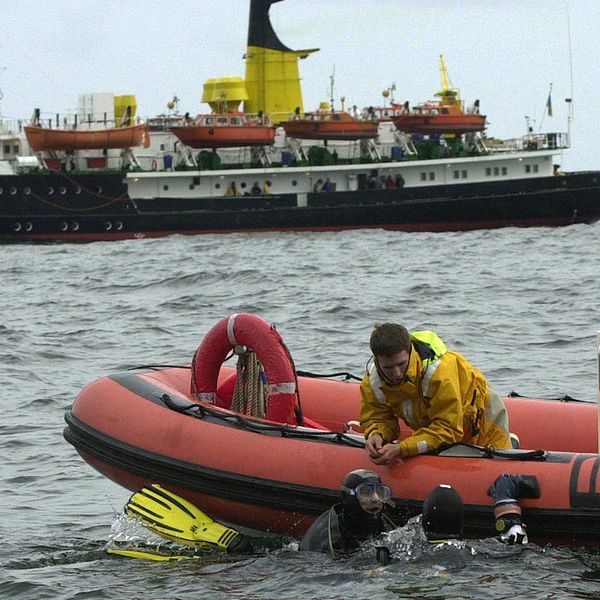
<box><xmin>1</xmin><ymin>170</ymin><xmax>599</xmax><ymax>242</ymax></box>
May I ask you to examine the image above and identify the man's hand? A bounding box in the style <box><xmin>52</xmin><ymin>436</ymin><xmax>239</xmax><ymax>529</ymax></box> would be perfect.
<box><xmin>365</xmin><ymin>433</ymin><xmax>384</xmax><ymax>458</ymax></box>
<box><xmin>366</xmin><ymin>435</ymin><xmax>403</xmax><ymax>465</ymax></box>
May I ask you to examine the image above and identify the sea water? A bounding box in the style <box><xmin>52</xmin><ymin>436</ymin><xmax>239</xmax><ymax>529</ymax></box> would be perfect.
<box><xmin>1</xmin><ymin>224</ymin><xmax>599</xmax><ymax>599</ymax></box>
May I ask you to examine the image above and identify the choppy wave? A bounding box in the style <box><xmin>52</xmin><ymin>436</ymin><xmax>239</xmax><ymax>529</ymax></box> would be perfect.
<box><xmin>1</xmin><ymin>223</ymin><xmax>599</xmax><ymax>598</ymax></box>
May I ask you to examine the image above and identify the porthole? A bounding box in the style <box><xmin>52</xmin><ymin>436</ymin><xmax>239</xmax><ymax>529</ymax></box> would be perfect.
<box><xmin>240</xmin><ymin>182</ymin><xmax>247</xmax><ymax>189</ymax></box>
<box><xmin>24</xmin><ymin>187</ymin><xmax>31</xmax><ymax>195</ymax></box>
<box><xmin>189</xmin><ymin>184</ymin><xmax>195</xmax><ymax>190</ymax></box>
<box><xmin>115</xmin><ymin>221</ymin><xmax>124</xmax><ymax>231</ymax></box>
<box><xmin>104</xmin><ymin>221</ymin><xmax>112</xmax><ymax>231</ymax></box>
<box><xmin>292</xmin><ymin>180</ymin><xmax>297</xmax><ymax>186</ymax></box>
<box><xmin>71</xmin><ymin>221</ymin><xmax>79</xmax><ymax>231</ymax></box>
<box><xmin>96</xmin><ymin>186</ymin><xmax>103</xmax><ymax>194</ymax></box>
<box><xmin>0</xmin><ymin>187</ymin><xmax>3</xmax><ymax>195</ymax></box>
<box><xmin>60</xmin><ymin>186</ymin><xmax>67</xmax><ymax>195</ymax></box>
<box><xmin>14</xmin><ymin>222</ymin><xmax>22</xmax><ymax>232</ymax></box>
<box><xmin>215</xmin><ymin>183</ymin><xmax>221</xmax><ymax>190</ymax></box>
<box><xmin>25</xmin><ymin>222</ymin><xmax>33</xmax><ymax>232</ymax></box>
<box><xmin>60</xmin><ymin>222</ymin><xmax>69</xmax><ymax>231</ymax></box>
<box><xmin>75</xmin><ymin>186</ymin><xmax>82</xmax><ymax>195</ymax></box>
<box><xmin>163</xmin><ymin>185</ymin><xmax>169</xmax><ymax>191</ymax></box>
<box><xmin>48</xmin><ymin>186</ymin><xmax>54</xmax><ymax>195</ymax></box>
<box><xmin>10</xmin><ymin>187</ymin><xmax>17</xmax><ymax>195</ymax></box>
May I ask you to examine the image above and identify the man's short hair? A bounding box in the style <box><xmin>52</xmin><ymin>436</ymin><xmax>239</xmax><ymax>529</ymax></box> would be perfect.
<box><xmin>370</xmin><ymin>323</ymin><xmax>411</xmax><ymax>357</ymax></box>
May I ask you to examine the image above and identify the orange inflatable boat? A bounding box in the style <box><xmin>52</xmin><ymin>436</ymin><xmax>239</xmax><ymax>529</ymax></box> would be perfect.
<box><xmin>64</xmin><ymin>314</ymin><xmax>600</xmax><ymax>546</ymax></box>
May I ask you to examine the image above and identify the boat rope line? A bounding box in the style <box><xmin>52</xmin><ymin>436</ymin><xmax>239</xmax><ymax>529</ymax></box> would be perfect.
<box><xmin>29</xmin><ymin>189</ymin><xmax>128</xmax><ymax>212</ymax></box>
<box><xmin>128</xmin><ymin>364</ymin><xmax>363</xmax><ymax>384</ymax></box>
<box><xmin>159</xmin><ymin>392</ymin><xmax>366</xmax><ymax>447</ymax></box>
<box><xmin>109</xmin><ymin>372</ymin><xmax>366</xmax><ymax>448</ymax></box>
<box><xmin>436</xmin><ymin>442</ymin><xmax>548</xmax><ymax>461</ymax></box>
<box><xmin>296</xmin><ymin>370</ymin><xmax>362</xmax><ymax>382</ymax></box>
<box><xmin>50</xmin><ymin>169</ymin><xmax>129</xmax><ymax>200</ymax></box>
<box><xmin>109</xmin><ymin>371</ymin><xmax>558</xmax><ymax>458</ymax></box>
<box><xmin>507</xmin><ymin>390</ymin><xmax>585</xmax><ymax>403</ymax></box>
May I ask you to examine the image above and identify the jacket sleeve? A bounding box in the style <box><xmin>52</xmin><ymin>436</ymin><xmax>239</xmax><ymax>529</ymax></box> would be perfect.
<box><xmin>398</xmin><ymin>356</ymin><xmax>465</xmax><ymax>456</ymax></box>
<box><xmin>359</xmin><ymin>375</ymin><xmax>400</xmax><ymax>442</ymax></box>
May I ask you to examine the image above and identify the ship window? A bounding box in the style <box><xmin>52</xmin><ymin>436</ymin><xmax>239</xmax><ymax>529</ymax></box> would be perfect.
<box><xmin>205</xmin><ymin>117</ymin><xmax>213</xmax><ymax>125</ymax></box>
<box><xmin>292</xmin><ymin>180</ymin><xmax>297</xmax><ymax>186</ymax></box>
<box><xmin>494</xmin><ymin>167</ymin><xmax>499</xmax><ymax>175</ymax></box>
<box><xmin>429</xmin><ymin>172</ymin><xmax>435</xmax><ymax>181</ymax></box>
<box><xmin>10</xmin><ymin>187</ymin><xmax>17</xmax><ymax>195</ymax></box>
<box><xmin>502</xmin><ymin>167</ymin><xmax>507</xmax><ymax>175</ymax></box>
<box><xmin>0</xmin><ymin>187</ymin><xmax>3</xmax><ymax>194</ymax></box>
<box><xmin>48</xmin><ymin>186</ymin><xmax>54</xmax><ymax>195</ymax></box>
<box><xmin>485</xmin><ymin>167</ymin><xmax>491</xmax><ymax>176</ymax></box>
<box><xmin>420</xmin><ymin>172</ymin><xmax>427</xmax><ymax>181</ymax></box>
<box><xmin>454</xmin><ymin>170</ymin><xmax>460</xmax><ymax>179</ymax></box>
<box><xmin>14</xmin><ymin>145</ymin><xmax>19</xmax><ymax>153</ymax></box>
<box><xmin>461</xmin><ymin>170</ymin><xmax>467</xmax><ymax>179</ymax></box>
<box><xmin>3</xmin><ymin>145</ymin><xmax>10</xmax><ymax>154</ymax></box>
<box><xmin>525</xmin><ymin>164</ymin><xmax>531</xmax><ymax>173</ymax></box>
<box><xmin>60</xmin><ymin>186</ymin><xmax>67</xmax><ymax>195</ymax></box>
<box><xmin>163</xmin><ymin>185</ymin><xmax>169</xmax><ymax>191</ymax></box>
<box><xmin>24</xmin><ymin>187</ymin><xmax>31</xmax><ymax>195</ymax></box>
<box><xmin>217</xmin><ymin>117</ymin><xmax>228</xmax><ymax>125</ymax></box>
<box><xmin>75</xmin><ymin>186</ymin><xmax>82</xmax><ymax>194</ymax></box>
<box><xmin>533</xmin><ymin>164</ymin><xmax>539</xmax><ymax>173</ymax></box>
<box><xmin>189</xmin><ymin>184</ymin><xmax>195</xmax><ymax>190</ymax></box>
<box><xmin>231</xmin><ymin>117</ymin><xmax>242</xmax><ymax>125</ymax></box>
<box><xmin>215</xmin><ymin>183</ymin><xmax>221</xmax><ymax>189</ymax></box>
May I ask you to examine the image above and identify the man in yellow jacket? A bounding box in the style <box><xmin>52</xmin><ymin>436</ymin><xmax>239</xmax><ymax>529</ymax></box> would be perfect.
<box><xmin>360</xmin><ymin>323</ymin><xmax>510</xmax><ymax>464</ymax></box>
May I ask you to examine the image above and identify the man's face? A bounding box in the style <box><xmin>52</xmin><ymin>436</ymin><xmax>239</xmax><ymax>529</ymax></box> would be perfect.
<box><xmin>377</xmin><ymin>350</ymin><xmax>410</xmax><ymax>385</ymax></box>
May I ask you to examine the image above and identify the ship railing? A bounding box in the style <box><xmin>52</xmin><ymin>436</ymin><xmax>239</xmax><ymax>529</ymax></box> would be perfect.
<box><xmin>33</xmin><ymin>112</ymin><xmax>146</xmax><ymax>130</ymax></box>
<box><xmin>486</xmin><ymin>131</ymin><xmax>569</xmax><ymax>154</ymax></box>
<box><xmin>0</xmin><ymin>117</ymin><xmax>25</xmax><ymax>135</ymax></box>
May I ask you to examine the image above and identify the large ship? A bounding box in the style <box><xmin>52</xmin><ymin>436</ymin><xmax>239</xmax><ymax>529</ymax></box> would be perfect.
<box><xmin>1</xmin><ymin>0</ymin><xmax>599</xmax><ymax>242</ymax></box>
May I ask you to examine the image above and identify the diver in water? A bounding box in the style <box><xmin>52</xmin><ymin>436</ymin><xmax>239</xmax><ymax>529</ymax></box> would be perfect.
<box><xmin>299</xmin><ymin>469</ymin><xmax>397</xmax><ymax>556</ymax></box>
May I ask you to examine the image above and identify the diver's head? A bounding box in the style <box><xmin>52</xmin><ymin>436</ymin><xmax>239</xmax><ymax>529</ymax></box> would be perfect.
<box><xmin>340</xmin><ymin>469</ymin><xmax>393</xmax><ymax>517</ymax></box>
<box><xmin>422</xmin><ymin>484</ymin><xmax>464</xmax><ymax>542</ymax></box>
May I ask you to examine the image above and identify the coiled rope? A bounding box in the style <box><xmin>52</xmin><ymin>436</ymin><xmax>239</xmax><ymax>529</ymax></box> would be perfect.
<box><xmin>231</xmin><ymin>350</ymin><xmax>268</xmax><ymax>418</ymax></box>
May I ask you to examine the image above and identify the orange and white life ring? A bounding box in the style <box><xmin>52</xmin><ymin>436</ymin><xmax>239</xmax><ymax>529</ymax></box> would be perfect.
<box><xmin>191</xmin><ymin>313</ymin><xmax>299</xmax><ymax>424</ymax></box>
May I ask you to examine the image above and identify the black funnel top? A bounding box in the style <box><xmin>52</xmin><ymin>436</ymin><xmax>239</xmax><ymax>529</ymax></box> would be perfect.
<box><xmin>247</xmin><ymin>0</ymin><xmax>294</xmax><ymax>52</ymax></box>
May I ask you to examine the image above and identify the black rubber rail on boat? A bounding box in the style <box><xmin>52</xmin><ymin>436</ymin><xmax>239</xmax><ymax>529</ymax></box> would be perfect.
<box><xmin>296</xmin><ymin>370</ymin><xmax>362</xmax><ymax>381</ymax></box>
<box><xmin>507</xmin><ymin>391</ymin><xmax>584</xmax><ymax>402</ymax></box>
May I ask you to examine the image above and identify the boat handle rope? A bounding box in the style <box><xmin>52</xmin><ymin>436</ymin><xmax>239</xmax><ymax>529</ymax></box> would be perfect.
<box><xmin>159</xmin><ymin>393</ymin><xmax>366</xmax><ymax>448</ymax></box>
<box><xmin>437</xmin><ymin>442</ymin><xmax>547</xmax><ymax>461</ymax></box>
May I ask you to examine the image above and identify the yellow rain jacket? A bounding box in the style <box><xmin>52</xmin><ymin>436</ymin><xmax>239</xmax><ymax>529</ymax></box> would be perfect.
<box><xmin>360</xmin><ymin>331</ymin><xmax>510</xmax><ymax>456</ymax></box>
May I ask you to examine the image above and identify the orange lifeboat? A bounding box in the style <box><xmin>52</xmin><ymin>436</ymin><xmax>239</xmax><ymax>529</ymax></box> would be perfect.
<box><xmin>390</xmin><ymin>102</ymin><xmax>486</xmax><ymax>135</ymax></box>
<box><xmin>283</xmin><ymin>110</ymin><xmax>379</xmax><ymax>141</ymax></box>
<box><xmin>24</xmin><ymin>123</ymin><xmax>149</xmax><ymax>152</ymax></box>
<box><xmin>170</xmin><ymin>112</ymin><xmax>276</xmax><ymax>148</ymax></box>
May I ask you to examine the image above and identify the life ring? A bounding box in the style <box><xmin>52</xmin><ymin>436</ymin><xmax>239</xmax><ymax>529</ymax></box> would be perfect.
<box><xmin>151</xmin><ymin>159</ymin><xmax>158</xmax><ymax>171</ymax></box>
<box><xmin>191</xmin><ymin>313</ymin><xmax>299</xmax><ymax>424</ymax></box>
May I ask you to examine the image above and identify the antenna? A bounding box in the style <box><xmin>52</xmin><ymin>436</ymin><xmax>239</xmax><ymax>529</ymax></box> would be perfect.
<box><xmin>329</xmin><ymin>65</ymin><xmax>336</xmax><ymax>111</ymax></box>
<box><xmin>566</xmin><ymin>2</ymin><xmax>574</xmax><ymax>146</ymax></box>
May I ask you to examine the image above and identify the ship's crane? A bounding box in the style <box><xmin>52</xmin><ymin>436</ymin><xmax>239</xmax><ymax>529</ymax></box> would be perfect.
<box><xmin>434</xmin><ymin>54</ymin><xmax>462</xmax><ymax>108</ymax></box>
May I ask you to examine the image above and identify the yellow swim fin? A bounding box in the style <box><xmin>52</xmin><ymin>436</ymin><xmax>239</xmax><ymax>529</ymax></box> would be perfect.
<box><xmin>107</xmin><ymin>547</ymin><xmax>199</xmax><ymax>561</ymax></box>
<box><xmin>125</xmin><ymin>484</ymin><xmax>252</xmax><ymax>553</ymax></box>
